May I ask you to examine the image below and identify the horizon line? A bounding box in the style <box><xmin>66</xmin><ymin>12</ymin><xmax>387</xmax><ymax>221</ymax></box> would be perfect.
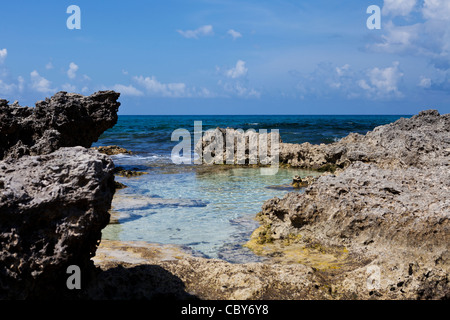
<box><xmin>116</xmin><ymin>114</ymin><xmax>413</xmax><ymax>116</ymax></box>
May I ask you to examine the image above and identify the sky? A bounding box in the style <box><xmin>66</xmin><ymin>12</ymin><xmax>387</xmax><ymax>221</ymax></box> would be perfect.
<box><xmin>0</xmin><ymin>0</ymin><xmax>450</xmax><ymax>115</ymax></box>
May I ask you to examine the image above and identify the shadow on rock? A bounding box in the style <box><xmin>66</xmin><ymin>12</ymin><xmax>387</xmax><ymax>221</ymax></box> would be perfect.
<box><xmin>83</xmin><ymin>264</ymin><xmax>199</xmax><ymax>300</ymax></box>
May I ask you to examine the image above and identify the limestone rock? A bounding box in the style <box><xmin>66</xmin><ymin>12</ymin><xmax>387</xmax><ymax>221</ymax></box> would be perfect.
<box><xmin>247</xmin><ymin>110</ymin><xmax>450</xmax><ymax>299</ymax></box>
<box><xmin>195</xmin><ymin>127</ymin><xmax>281</xmax><ymax>165</ymax></box>
<box><xmin>93</xmin><ymin>145</ymin><xmax>132</xmax><ymax>156</ymax></box>
<box><xmin>0</xmin><ymin>147</ymin><xmax>115</xmax><ymax>299</ymax></box>
<box><xmin>0</xmin><ymin>91</ymin><xmax>120</xmax><ymax>160</ymax></box>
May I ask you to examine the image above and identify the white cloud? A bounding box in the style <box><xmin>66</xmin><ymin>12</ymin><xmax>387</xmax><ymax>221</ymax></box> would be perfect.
<box><xmin>227</xmin><ymin>29</ymin><xmax>242</xmax><ymax>40</ymax></box>
<box><xmin>0</xmin><ymin>49</ymin><xmax>7</xmax><ymax>64</ymax></box>
<box><xmin>61</xmin><ymin>83</ymin><xmax>77</xmax><ymax>92</ymax></box>
<box><xmin>133</xmin><ymin>75</ymin><xmax>187</xmax><ymax>97</ymax></box>
<box><xmin>0</xmin><ymin>80</ymin><xmax>16</xmax><ymax>95</ymax></box>
<box><xmin>423</xmin><ymin>0</ymin><xmax>450</xmax><ymax>20</ymax></box>
<box><xmin>226</xmin><ymin>60</ymin><xmax>248</xmax><ymax>79</ymax></box>
<box><xmin>0</xmin><ymin>74</ymin><xmax>24</xmax><ymax>96</ymax></box>
<box><xmin>360</xmin><ymin>62</ymin><xmax>404</xmax><ymax>98</ymax></box>
<box><xmin>371</xmin><ymin>0</ymin><xmax>450</xmax><ymax>76</ymax></box>
<box><xmin>221</xmin><ymin>81</ymin><xmax>261</xmax><ymax>98</ymax></box>
<box><xmin>177</xmin><ymin>25</ymin><xmax>213</xmax><ymax>39</ymax></box>
<box><xmin>45</xmin><ymin>61</ymin><xmax>54</xmax><ymax>70</ymax></box>
<box><xmin>418</xmin><ymin>76</ymin><xmax>432</xmax><ymax>88</ymax></box>
<box><xmin>30</xmin><ymin>70</ymin><xmax>55</xmax><ymax>94</ymax></box>
<box><xmin>336</xmin><ymin>64</ymin><xmax>350</xmax><ymax>76</ymax></box>
<box><xmin>111</xmin><ymin>84</ymin><xmax>144</xmax><ymax>96</ymax></box>
<box><xmin>17</xmin><ymin>76</ymin><xmax>24</xmax><ymax>92</ymax></box>
<box><xmin>382</xmin><ymin>0</ymin><xmax>417</xmax><ymax>16</ymax></box>
<box><xmin>293</xmin><ymin>62</ymin><xmax>405</xmax><ymax>100</ymax></box>
<box><xmin>67</xmin><ymin>62</ymin><xmax>79</xmax><ymax>79</ymax></box>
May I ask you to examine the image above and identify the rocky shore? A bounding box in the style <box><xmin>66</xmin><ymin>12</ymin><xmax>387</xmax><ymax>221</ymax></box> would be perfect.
<box><xmin>245</xmin><ymin>110</ymin><xmax>450</xmax><ymax>299</ymax></box>
<box><xmin>92</xmin><ymin>109</ymin><xmax>449</xmax><ymax>300</ymax></box>
<box><xmin>1</xmin><ymin>91</ymin><xmax>448</xmax><ymax>300</ymax></box>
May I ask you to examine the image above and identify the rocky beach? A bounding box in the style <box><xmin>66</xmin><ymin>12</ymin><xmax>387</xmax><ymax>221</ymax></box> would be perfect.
<box><xmin>0</xmin><ymin>91</ymin><xmax>448</xmax><ymax>300</ymax></box>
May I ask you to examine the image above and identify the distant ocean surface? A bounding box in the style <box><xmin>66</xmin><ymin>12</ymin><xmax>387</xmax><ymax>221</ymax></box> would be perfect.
<box><xmin>94</xmin><ymin>114</ymin><xmax>410</xmax><ymax>262</ymax></box>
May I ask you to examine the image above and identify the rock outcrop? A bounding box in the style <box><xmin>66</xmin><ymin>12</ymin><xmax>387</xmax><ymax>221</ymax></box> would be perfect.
<box><xmin>0</xmin><ymin>91</ymin><xmax>120</xmax><ymax>160</ymax></box>
<box><xmin>247</xmin><ymin>110</ymin><xmax>450</xmax><ymax>299</ymax></box>
<box><xmin>280</xmin><ymin>109</ymin><xmax>450</xmax><ymax>170</ymax></box>
<box><xmin>195</xmin><ymin>127</ymin><xmax>281</xmax><ymax>165</ymax></box>
<box><xmin>0</xmin><ymin>147</ymin><xmax>115</xmax><ymax>299</ymax></box>
<box><xmin>197</xmin><ymin>110</ymin><xmax>450</xmax><ymax>171</ymax></box>
<box><xmin>0</xmin><ymin>91</ymin><xmax>120</xmax><ymax>299</ymax></box>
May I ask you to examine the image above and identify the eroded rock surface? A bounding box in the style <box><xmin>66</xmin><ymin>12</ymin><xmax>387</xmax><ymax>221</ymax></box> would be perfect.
<box><xmin>0</xmin><ymin>91</ymin><xmax>120</xmax><ymax>160</ymax></box>
<box><xmin>246</xmin><ymin>110</ymin><xmax>450</xmax><ymax>299</ymax></box>
<box><xmin>0</xmin><ymin>91</ymin><xmax>120</xmax><ymax>299</ymax></box>
<box><xmin>280</xmin><ymin>109</ymin><xmax>450</xmax><ymax>170</ymax></box>
<box><xmin>0</xmin><ymin>147</ymin><xmax>115</xmax><ymax>299</ymax></box>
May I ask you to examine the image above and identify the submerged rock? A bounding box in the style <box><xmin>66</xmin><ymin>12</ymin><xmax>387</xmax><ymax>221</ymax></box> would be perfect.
<box><xmin>114</xmin><ymin>166</ymin><xmax>148</xmax><ymax>178</ymax></box>
<box><xmin>0</xmin><ymin>91</ymin><xmax>120</xmax><ymax>160</ymax></box>
<box><xmin>0</xmin><ymin>147</ymin><xmax>115</xmax><ymax>299</ymax></box>
<box><xmin>93</xmin><ymin>145</ymin><xmax>133</xmax><ymax>156</ymax></box>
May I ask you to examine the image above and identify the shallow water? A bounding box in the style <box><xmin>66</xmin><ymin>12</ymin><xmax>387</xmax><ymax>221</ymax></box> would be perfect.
<box><xmin>102</xmin><ymin>155</ymin><xmax>320</xmax><ymax>262</ymax></box>
<box><xmin>97</xmin><ymin>114</ymin><xmax>409</xmax><ymax>263</ymax></box>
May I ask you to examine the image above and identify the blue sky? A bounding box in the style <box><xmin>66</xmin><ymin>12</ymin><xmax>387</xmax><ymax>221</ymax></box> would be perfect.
<box><xmin>1</xmin><ymin>0</ymin><xmax>449</xmax><ymax>114</ymax></box>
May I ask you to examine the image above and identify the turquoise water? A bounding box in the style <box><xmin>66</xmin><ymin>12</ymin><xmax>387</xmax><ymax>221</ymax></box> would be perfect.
<box><xmin>96</xmin><ymin>114</ymin><xmax>410</xmax><ymax>262</ymax></box>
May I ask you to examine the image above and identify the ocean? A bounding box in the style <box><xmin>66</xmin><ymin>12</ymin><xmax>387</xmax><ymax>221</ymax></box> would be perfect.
<box><xmin>93</xmin><ymin>114</ymin><xmax>409</xmax><ymax>263</ymax></box>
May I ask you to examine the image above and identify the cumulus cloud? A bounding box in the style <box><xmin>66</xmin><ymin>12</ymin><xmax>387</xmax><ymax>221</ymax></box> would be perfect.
<box><xmin>67</xmin><ymin>62</ymin><xmax>79</xmax><ymax>79</ymax></box>
<box><xmin>133</xmin><ymin>75</ymin><xmax>187</xmax><ymax>97</ymax></box>
<box><xmin>177</xmin><ymin>25</ymin><xmax>213</xmax><ymax>39</ymax></box>
<box><xmin>45</xmin><ymin>61</ymin><xmax>54</xmax><ymax>70</ymax></box>
<box><xmin>0</xmin><ymin>80</ymin><xmax>16</xmax><ymax>95</ymax></box>
<box><xmin>226</xmin><ymin>60</ymin><xmax>248</xmax><ymax>79</ymax></box>
<box><xmin>227</xmin><ymin>29</ymin><xmax>242</xmax><ymax>40</ymax></box>
<box><xmin>360</xmin><ymin>61</ymin><xmax>404</xmax><ymax>98</ymax></box>
<box><xmin>222</xmin><ymin>82</ymin><xmax>260</xmax><ymax>98</ymax></box>
<box><xmin>293</xmin><ymin>61</ymin><xmax>404</xmax><ymax>100</ymax></box>
<box><xmin>365</xmin><ymin>0</ymin><xmax>450</xmax><ymax>94</ymax></box>
<box><xmin>372</xmin><ymin>1</ymin><xmax>450</xmax><ymax>69</ymax></box>
<box><xmin>0</xmin><ymin>49</ymin><xmax>7</xmax><ymax>64</ymax></box>
<box><xmin>110</xmin><ymin>84</ymin><xmax>144</xmax><ymax>96</ymax></box>
<box><xmin>30</xmin><ymin>70</ymin><xmax>55</xmax><ymax>94</ymax></box>
<box><xmin>418</xmin><ymin>76</ymin><xmax>432</xmax><ymax>88</ymax></box>
<box><xmin>382</xmin><ymin>0</ymin><xmax>417</xmax><ymax>16</ymax></box>
<box><xmin>422</xmin><ymin>0</ymin><xmax>450</xmax><ymax>20</ymax></box>
<box><xmin>216</xmin><ymin>60</ymin><xmax>260</xmax><ymax>98</ymax></box>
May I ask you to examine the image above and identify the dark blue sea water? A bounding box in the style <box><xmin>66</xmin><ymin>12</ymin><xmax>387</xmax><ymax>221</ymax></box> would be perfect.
<box><xmin>94</xmin><ymin>115</ymin><xmax>410</xmax><ymax>262</ymax></box>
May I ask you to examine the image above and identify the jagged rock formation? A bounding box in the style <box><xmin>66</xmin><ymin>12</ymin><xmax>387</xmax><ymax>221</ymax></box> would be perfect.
<box><xmin>0</xmin><ymin>147</ymin><xmax>115</xmax><ymax>299</ymax></box>
<box><xmin>195</xmin><ymin>127</ymin><xmax>281</xmax><ymax>165</ymax></box>
<box><xmin>0</xmin><ymin>91</ymin><xmax>120</xmax><ymax>160</ymax></box>
<box><xmin>197</xmin><ymin>110</ymin><xmax>450</xmax><ymax>172</ymax></box>
<box><xmin>0</xmin><ymin>91</ymin><xmax>120</xmax><ymax>299</ymax></box>
<box><xmin>280</xmin><ymin>109</ymin><xmax>450</xmax><ymax>170</ymax></box>
<box><xmin>247</xmin><ymin>110</ymin><xmax>450</xmax><ymax>299</ymax></box>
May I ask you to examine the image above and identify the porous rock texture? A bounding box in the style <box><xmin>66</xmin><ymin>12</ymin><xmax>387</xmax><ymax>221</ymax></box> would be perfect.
<box><xmin>0</xmin><ymin>91</ymin><xmax>120</xmax><ymax>160</ymax></box>
<box><xmin>249</xmin><ymin>110</ymin><xmax>450</xmax><ymax>299</ymax></box>
<box><xmin>197</xmin><ymin>110</ymin><xmax>450</xmax><ymax>171</ymax></box>
<box><xmin>195</xmin><ymin>127</ymin><xmax>281</xmax><ymax>165</ymax></box>
<box><xmin>0</xmin><ymin>91</ymin><xmax>120</xmax><ymax>299</ymax></box>
<box><xmin>280</xmin><ymin>109</ymin><xmax>450</xmax><ymax>170</ymax></box>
